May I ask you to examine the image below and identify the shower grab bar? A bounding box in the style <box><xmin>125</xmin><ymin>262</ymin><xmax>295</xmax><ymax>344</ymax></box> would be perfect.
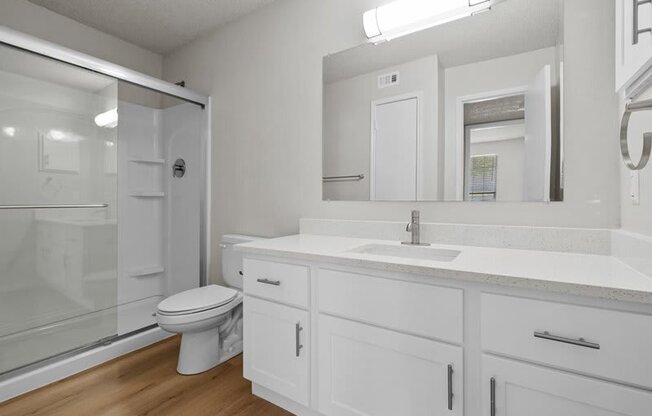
<box><xmin>322</xmin><ymin>174</ymin><xmax>365</xmax><ymax>182</ymax></box>
<box><xmin>0</xmin><ymin>204</ymin><xmax>108</xmax><ymax>210</ymax></box>
<box><xmin>620</xmin><ymin>99</ymin><xmax>652</xmax><ymax>171</ymax></box>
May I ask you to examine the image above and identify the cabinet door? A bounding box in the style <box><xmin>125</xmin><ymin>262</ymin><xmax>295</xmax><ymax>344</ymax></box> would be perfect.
<box><xmin>243</xmin><ymin>296</ymin><xmax>309</xmax><ymax>406</ymax></box>
<box><xmin>318</xmin><ymin>315</ymin><xmax>463</xmax><ymax>416</ymax></box>
<box><xmin>482</xmin><ymin>355</ymin><xmax>652</xmax><ymax>416</ymax></box>
<box><xmin>616</xmin><ymin>0</ymin><xmax>652</xmax><ymax>90</ymax></box>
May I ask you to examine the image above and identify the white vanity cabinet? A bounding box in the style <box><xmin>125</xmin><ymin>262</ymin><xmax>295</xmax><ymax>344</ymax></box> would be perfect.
<box><xmin>242</xmin><ymin>259</ymin><xmax>311</xmax><ymax>406</ymax></box>
<box><xmin>480</xmin><ymin>294</ymin><xmax>652</xmax><ymax>415</ymax></box>
<box><xmin>482</xmin><ymin>355</ymin><xmax>652</xmax><ymax>416</ymax></box>
<box><xmin>243</xmin><ymin>296</ymin><xmax>310</xmax><ymax>406</ymax></box>
<box><xmin>318</xmin><ymin>315</ymin><xmax>463</xmax><ymax>416</ymax></box>
<box><xmin>316</xmin><ymin>268</ymin><xmax>464</xmax><ymax>416</ymax></box>
<box><xmin>481</xmin><ymin>294</ymin><xmax>652</xmax><ymax>388</ymax></box>
<box><xmin>616</xmin><ymin>0</ymin><xmax>652</xmax><ymax>91</ymax></box>
<box><xmin>240</xmin><ymin>252</ymin><xmax>652</xmax><ymax>416</ymax></box>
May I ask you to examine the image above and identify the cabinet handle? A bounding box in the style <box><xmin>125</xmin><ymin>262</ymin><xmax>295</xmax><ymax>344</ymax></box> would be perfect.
<box><xmin>256</xmin><ymin>278</ymin><xmax>281</xmax><ymax>286</ymax></box>
<box><xmin>295</xmin><ymin>322</ymin><xmax>303</xmax><ymax>357</ymax></box>
<box><xmin>490</xmin><ymin>377</ymin><xmax>496</xmax><ymax>416</ymax></box>
<box><xmin>447</xmin><ymin>364</ymin><xmax>454</xmax><ymax>411</ymax></box>
<box><xmin>633</xmin><ymin>0</ymin><xmax>652</xmax><ymax>45</ymax></box>
<box><xmin>533</xmin><ymin>331</ymin><xmax>600</xmax><ymax>350</ymax></box>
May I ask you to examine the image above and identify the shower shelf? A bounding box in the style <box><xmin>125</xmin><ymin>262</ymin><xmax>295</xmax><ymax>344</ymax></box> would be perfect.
<box><xmin>128</xmin><ymin>265</ymin><xmax>165</xmax><ymax>277</ymax></box>
<box><xmin>129</xmin><ymin>191</ymin><xmax>165</xmax><ymax>198</ymax></box>
<box><xmin>128</xmin><ymin>157</ymin><xmax>165</xmax><ymax>164</ymax></box>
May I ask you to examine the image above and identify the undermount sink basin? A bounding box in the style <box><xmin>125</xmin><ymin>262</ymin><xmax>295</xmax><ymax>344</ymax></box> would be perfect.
<box><xmin>347</xmin><ymin>244</ymin><xmax>461</xmax><ymax>262</ymax></box>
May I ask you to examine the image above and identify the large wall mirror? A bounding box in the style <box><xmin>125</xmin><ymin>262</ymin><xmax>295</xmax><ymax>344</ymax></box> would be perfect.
<box><xmin>322</xmin><ymin>0</ymin><xmax>563</xmax><ymax>202</ymax></box>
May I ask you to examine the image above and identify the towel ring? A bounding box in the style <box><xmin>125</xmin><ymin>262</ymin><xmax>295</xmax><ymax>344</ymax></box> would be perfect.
<box><xmin>620</xmin><ymin>99</ymin><xmax>652</xmax><ymax>171</ymax></box>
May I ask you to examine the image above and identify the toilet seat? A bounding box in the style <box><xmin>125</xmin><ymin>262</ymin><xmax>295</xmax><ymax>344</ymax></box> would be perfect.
<box><xmin>156</xmin><ymin>292</ymin><xmax>242</xmax><ymax>327</ymax></box>
<box><xmin>157</xmin><ymin>284</ymin><xmax>238</xmax><ymax>316</ymax></box>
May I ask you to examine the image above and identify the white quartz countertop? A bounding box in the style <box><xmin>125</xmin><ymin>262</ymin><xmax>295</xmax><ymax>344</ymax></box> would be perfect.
<box><xmin>236</xmin><ymin>234</ymin><xmax>652</xmax><ymax>305</ymax></box>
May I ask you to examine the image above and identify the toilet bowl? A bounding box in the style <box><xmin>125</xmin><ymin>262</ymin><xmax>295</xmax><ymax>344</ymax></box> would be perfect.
<box><xmin>156</xmin><ymin>234</ymin><xmax>263</xmax><ymax>375</ymax></box>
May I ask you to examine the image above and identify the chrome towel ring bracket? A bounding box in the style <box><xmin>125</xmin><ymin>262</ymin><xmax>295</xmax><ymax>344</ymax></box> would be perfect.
<box><xmin>620</xmin><ymin>99</ymin><xmax>652</xmax><ymax>171</ymax></box>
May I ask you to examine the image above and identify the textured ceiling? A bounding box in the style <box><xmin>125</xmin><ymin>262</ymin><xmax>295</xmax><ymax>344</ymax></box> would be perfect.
<box><xmin>27</xmin><ymin>0</ymin><xmax>275</xmax><ymax>55</ymax></box>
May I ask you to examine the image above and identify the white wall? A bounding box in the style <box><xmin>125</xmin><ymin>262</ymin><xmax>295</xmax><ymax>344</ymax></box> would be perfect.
<box><xmin>162</xmin><ymin>0</ymin><xmax>620</xmax><ymax>284</ymax></box>
<box><xmin>0</xmin><ymin>0</ymin><xmax>164</xmax><ymax>107</ymax></box>
<box><xmin>0</xmin><ymin>0</ymin><xmax>162</xmax><ymax>78</ymax></box>
<box><xmin>323</xmin><ymin>55</ymin><xmax>441</xmax><ymax>201</ymax></box>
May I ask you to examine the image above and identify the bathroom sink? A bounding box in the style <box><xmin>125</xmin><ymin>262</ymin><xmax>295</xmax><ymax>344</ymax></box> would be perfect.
<box><xmin>347</xmin><ymin>244</ymin><xmax>460</xmax><ymax>262</ymax></box>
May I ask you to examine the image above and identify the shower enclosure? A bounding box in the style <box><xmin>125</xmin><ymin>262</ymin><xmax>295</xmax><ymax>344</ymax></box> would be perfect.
<box><xmin>0</xmin><ymin>27</ymin><xmax>209</xmax><ymax>384</ymax></box>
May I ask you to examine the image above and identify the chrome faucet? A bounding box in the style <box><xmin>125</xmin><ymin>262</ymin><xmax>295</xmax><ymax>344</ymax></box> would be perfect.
<box><xmin>402</xmin><ymin>210</ymin><xmax>430</xmax><ymax>246</ymax></box>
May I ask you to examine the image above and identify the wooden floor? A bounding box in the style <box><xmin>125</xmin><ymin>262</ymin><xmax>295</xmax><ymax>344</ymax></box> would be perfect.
<box><xmin>0</xmin><ymin>336</ymin><xmax>292</xmax><ymax>416</ymax></box>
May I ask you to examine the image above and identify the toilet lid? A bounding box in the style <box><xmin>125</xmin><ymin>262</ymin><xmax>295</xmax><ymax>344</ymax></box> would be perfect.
<box><xmin>157</xmin><ymin>285</ymin><xmax>238</xmax><ymax>315</ymax></box>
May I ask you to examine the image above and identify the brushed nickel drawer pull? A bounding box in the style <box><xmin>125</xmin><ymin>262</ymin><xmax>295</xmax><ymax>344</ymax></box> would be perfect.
<box><xmin>256</xmin><ymin>278</ymin><xmax>281</xmax><ymax>286</ymax></box>
<box><xmin>447</xmin><ymin>364</ymin><xmax>454</xmax><ymax>410</ymax></box>
<box><xmin>295</xmin><ymin>322</ymin><xmax>303</xmax><ymax>357</ymax></box>
<box><xmin>534</xmin><ymin>331</ymin><xmax>600</xmax><ymax>350</ymax></box>
<box><xmin>490</xmin><ymin>377</ymin><xmax>496</xmax><ymax>416</ymax></box>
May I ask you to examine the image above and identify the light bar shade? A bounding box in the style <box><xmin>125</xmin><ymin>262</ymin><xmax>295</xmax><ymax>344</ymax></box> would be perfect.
<box><xmin>363</xmin><ymin>0</ymin><xmax>498</xmax><ymax>43</ymax></box>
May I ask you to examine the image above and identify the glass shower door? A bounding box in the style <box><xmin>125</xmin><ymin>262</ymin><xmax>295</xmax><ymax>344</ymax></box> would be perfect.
<box><xmin>0</xmin><ymin>44</ymin><xmax>119</xmax><ymax>374</ymax></box>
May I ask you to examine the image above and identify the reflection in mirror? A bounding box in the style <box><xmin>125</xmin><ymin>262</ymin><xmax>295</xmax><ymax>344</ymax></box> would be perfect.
<box><xmin>322</xmin><ymin>0</ymin><xmax>563</xmax><ymax>202</ymax></box>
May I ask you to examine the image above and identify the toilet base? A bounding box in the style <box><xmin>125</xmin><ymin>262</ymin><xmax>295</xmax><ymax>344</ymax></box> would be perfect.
<box><xmin>177</xmin><ymin>328</ymin><xmax>221</xmax><ymax>375</ymax></box>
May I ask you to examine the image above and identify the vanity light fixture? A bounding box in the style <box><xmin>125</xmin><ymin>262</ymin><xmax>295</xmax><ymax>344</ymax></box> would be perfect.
<box><xmin>94</xmin><ymin>108</ymin><xmax>118</xmax><ymax>128</ymax></box>
<box><xmin>363</xmin><ymin>0</ymin><xmax>503</xmax><ymax>43</ymax></box>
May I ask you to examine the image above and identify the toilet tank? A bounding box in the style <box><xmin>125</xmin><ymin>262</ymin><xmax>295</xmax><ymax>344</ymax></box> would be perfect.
<box><xmin>221</xmin><ymin>234</ymin><xmax>265</xmax><ymax>290</ymax></box>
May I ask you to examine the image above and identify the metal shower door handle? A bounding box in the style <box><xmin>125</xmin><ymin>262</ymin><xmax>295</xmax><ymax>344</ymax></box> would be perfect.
<box><xmin>0</xmin><ymin>204</ymin><xmax>108</xmax><ymax>210</ymax></box>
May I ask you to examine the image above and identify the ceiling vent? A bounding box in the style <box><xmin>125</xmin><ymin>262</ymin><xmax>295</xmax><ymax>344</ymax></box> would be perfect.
<box><xmin>378</xmin><ymin>71</ymin><xmax>400</xmax><ymax>88</ymax></box>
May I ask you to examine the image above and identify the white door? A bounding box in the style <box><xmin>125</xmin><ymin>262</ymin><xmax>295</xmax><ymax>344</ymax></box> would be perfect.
<box><xmin>616</xmin><ymin>0</ymin><xmax>652</xmax><ymax>90</ymax></box>
<box><xmin>318</xmin><ymin>315</ymin><xmax>463</xmax><ymax>416</ymax></box>
<box><xmin>371</xmin><ymin>96</ymin><xmax>419</xmax><ymax>200</ymax></box>
<box><xmin>243</xmin><ymin>296</ymin><xmax>309</xmax><ymax>405</ymax></box>
<box><xmin>482</xmin><ymin>355</ymin><xmax>652</xmax><ymax>416</ymax></box>
<box><xmin>523</xmin><ymin>65</ymin><xmax>552</xmax><ymax>202</ymax></box>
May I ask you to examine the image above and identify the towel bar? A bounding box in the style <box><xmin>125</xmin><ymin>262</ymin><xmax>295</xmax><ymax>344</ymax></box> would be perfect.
<box><xmin>620</xmin><ymin>99</ymin><xmax>652</xmax><ymax>171</ymax></box>
<box><xmin>322</xmin><ymin>174</ymin><xmax>365</xmax><ymax>182</ymax></box>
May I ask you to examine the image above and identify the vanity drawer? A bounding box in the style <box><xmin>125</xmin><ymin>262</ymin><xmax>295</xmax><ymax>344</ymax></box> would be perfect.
<box><xmin>481</xmin><ymin>293</ymin><xmax>652</xmax><ymax>388</ymax></box>
<box><xmin>318</xmin><ymin>268</ymin><xmax>463</xmax><ymax>344</ymax></box>
<box><xmin>243</xmin><ymin>258</ymin><xmax>309</xmax><ymax>308</ymax></box>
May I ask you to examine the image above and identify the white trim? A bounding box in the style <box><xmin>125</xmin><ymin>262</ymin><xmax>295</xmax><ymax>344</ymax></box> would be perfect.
<box><xmin>369</xmin><ymin>92</ymin><xmax>424</xmax><ymax>201</ymax></box>
<box><xmin>454</xmin><ymin>86</ymin><xmax>528</xmax><ymax>200</ymax></box>
<box><xmin>0</xmin><ymin>327</ymin><xmax>172</xmax><ymax>402</ymax></box>
<box><xmin>0</xmin><ymin>25</ymin><xmax>208</xmax><ymax>107</ymax></box>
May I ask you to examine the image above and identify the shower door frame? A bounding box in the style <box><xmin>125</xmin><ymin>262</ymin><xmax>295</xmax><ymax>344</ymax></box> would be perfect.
<box><xmin>0</xmin><ymin>24</ymin><xmax>211</xmax><ymax>396</ymax></box>
<box><xmin>0</xmin><ymin>25</ymin><xmax>211</xmax><ymax>288</ymax></box>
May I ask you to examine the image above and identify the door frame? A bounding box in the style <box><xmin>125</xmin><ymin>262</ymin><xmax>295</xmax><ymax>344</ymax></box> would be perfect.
<box><xmin>455</xmin><ymin>86</ymin><xmax>527</xmax><ymax>200</ymax></box>
<box><xmin>370</xmin><ymin>91</ymin><xmax>424</xmax><ymax>201</ymax></box>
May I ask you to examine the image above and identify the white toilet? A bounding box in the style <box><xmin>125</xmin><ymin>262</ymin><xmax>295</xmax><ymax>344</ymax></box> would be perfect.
<box><xmin>156</xmin><ymin>234</ymin><xmax>262</xmax><ymax>375</ymax></box>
